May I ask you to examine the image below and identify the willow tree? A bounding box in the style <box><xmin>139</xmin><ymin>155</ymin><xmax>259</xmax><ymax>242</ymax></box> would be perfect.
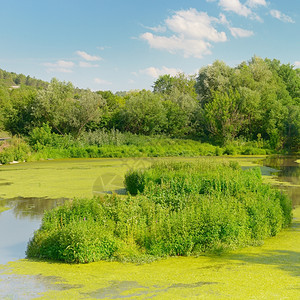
<box><xmin>33</xmin><ymin>79</ymin><xmax>105</xmax><ymax>137</ymax></box>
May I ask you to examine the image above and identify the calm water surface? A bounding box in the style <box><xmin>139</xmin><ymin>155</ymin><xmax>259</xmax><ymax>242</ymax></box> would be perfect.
<box><xmin>260</xmin><ymin>156</ymin><xmax>300</xmax><ymax>207</ymax></box>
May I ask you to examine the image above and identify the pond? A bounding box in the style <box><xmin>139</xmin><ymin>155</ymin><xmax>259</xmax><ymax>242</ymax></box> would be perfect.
<box><xmin>0</xmin><ymin>156</ymin><xmax>299</xmax><ymax>299</ymax></box>
<box><xmin>259</xmin><ymin>156</ymin><xmax>300</xmax><ymax>207</ymax></box>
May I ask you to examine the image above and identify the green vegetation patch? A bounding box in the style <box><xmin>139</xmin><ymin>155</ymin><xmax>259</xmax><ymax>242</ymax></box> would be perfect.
<box><xmin>26</xmin><ymin>159</ymin><xmax>292</xmax><ymax>263</ymax></box>
<box><xmin>0</xmin><ymin>124</ymin><xmax>271</xmax><ymax>164</ymax></box>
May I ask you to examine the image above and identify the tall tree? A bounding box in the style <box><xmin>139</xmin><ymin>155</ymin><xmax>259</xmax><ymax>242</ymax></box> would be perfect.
<box><xmin>116</xmin><ymin>90</ymin><xmax>166</xmax><ymax>135</ymax></box>
<box><xmin>195</xmin><ymin>60</ymin><xmax>234</xmax><ymax>106</ymax></box>
<box><xmin>33</xmin><ymin>79</ymin><xmax>104</xmax><ymax>137</ymax></box>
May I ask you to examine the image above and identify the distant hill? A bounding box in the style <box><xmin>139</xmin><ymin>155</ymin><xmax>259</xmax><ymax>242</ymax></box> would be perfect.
<box><xmin>0</xmin><ymin>68</ymin><xmax>48</xmax><ymax>89</ymax></box>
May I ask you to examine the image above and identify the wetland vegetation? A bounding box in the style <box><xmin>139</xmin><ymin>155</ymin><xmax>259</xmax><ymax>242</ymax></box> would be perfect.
<box><xmin>26</xmin><ymin>159</ymin><xmax>292</xmax><ymax>263</ymax></box>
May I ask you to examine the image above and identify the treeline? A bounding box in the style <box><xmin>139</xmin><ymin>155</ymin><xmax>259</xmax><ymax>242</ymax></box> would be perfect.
<box><xmin>0</xmin><ymin>56</ymin><xmax>299</xmax><ymax>152</ymax></box>
<box><xmin>0</xmin><ymin>68</ymin><xmax>48</xmax><ymax>88</ymax></box>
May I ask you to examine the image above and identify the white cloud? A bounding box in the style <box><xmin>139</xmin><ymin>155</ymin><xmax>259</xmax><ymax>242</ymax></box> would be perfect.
<box><xmin>144</xmin><ymin>25</ymin><xmax>167</xmax><ymax>33</ymax></box>
<box><xmin>43</xmin><ymin>60</ymin><xmax>74</xmax><ymax>68</ymax></box>
<box><xmin>217</xmin><ymin>0</ymin><xmax>262</xmax><ymax>21</ymax></box>
<box><xmin>43</xmin><ymin>60</ymin><xmax>74</xmax><ymax>73</ymax></box>
<box><xmin>219</xmin><ymin>13</ymin><xmax>230</xmax><ymax>25</ymax></box>
<box><xmin>140</xmin><ymin>9</ymin><xmax>227</xmax><ymax>58</ymax></box>
<box><xmin>165</xmin><ymin>9</ymin><xmax>227</xmax><ymax>42</ymax></box>
<box><xmin>270</xmin><ymin>10</ymin><xmax>295</xmax><ymax>23</ymax></box>
<box><xmin>76</xmin><ymin>50</ymin><xmax>102</xmax><ymax>61</ymax></box>
<box><xmin>246</xmin><ymin>0</ymin><xmax>267</xmax><ymax>8</ymax></box>
<box><xmin>219</xmin><ymin>0</ymin><xmax>252</xmax><ymax>17</ymax></box>
<box><xmin>47</xmin><ymin>68</ymin><xmax>73</xmax><ymax>73</ymax></box>
<box><xmin>229</xmin><ymin>27</ymin><xmax>254</xmax><ymax>38</ymax></box>
<box><xmin>94</xmin><ymin>78</ymin><xmax>112</xmax><ymax>85</ymax></box>
<box><xmin>294</xmin><ymin>61</ymin><xmax>300</xmax><ymax>68</ymax></box>
<box><xmin>97</xmin><ymin>46</ymin><xmax>111</xmax><ymax>50</ymax></box>
<box><xmin>217</xmin><ymin>12</ymin><xmax>254</xmax><ymax>39</ymax></box>
<box><xmin>79</xmin><ymin>61</ymin><xmax>99</xmax><ymax>68</ymax></box>
<box><xmin>140</xmin><ymin>66</ymin><xmax>182</xmax><ymax>78</ymax></box>
<box><xmin>141</xmin><ymin>32</ymin><xmax>212</xmax><ymax>58</ymax></box>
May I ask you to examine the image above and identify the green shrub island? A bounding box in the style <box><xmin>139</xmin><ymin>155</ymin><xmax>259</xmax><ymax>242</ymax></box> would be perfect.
<box><xmin>26</xmin><ymin>159</ymin><xmax>292</xmax><ymax>263</ymax></box>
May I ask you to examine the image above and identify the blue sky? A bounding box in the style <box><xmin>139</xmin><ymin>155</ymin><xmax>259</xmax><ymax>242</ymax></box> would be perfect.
<box><xmin>0</xmin><ymin>0</ymin><xmax>299</xmax><ymax>92</ymax></box>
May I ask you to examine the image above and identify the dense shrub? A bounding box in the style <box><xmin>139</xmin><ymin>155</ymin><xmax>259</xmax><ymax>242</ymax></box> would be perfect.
<box><xmin>21</xmin><ymin>125</ymin><xmax>274</xmax><ymax>162</ymax></box>
<box><xmin>0</xmin><ymin>137</ymin><xmax>30</xmax><ymax>164</ymax></box>
<box><xmin>27</xmin><ymin>159</ymin><xmax>292</xmax><ymax>263</ymax></box>
<box><xmin>124</xmin><ymin>169</ymin><xmax>146</xmax><ymax>195</ymax></box>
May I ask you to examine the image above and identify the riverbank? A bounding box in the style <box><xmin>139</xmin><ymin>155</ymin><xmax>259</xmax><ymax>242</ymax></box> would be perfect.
<box><xmin>0</xmin><ymin>130</ymin><xmax>273</xmax><ymax>165</ymax></box>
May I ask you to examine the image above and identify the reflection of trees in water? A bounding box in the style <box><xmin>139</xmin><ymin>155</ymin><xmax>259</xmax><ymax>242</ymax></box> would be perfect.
<box><xmin>286</xmin><ymin>187</ymin><xmax>300</xmax><ymax>207</ymax></box>
<box><xmin>263</xmin><ymin>156</ymin><xmax>300</xmax><ymax>180</ymax></box>
<box><xmin>2</xmin><ymin>197</ymin><xmax>70</xmax><ymax>220</ymax></box>
<box><xmin>262</xmin><ymin>156</ymin><xmax>300</xmax><ymax>206</ymax></box>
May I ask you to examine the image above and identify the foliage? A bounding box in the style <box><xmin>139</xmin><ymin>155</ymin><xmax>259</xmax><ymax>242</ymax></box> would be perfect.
<box><xmin>33</xmin><ymin>79</ymin><xmax>104</xmax><ymax>137</ymax></box>
<box><xmin>27</xmin><ymin>159</ymin><xmax>292</xmax><ymax>263</ymax></box>
<box><xmin>0</xmin><ymin>137</ymin><xmax>30</xmax><ymax>164</ymax></box>
<box><xmin>195</xmin><ymin>56</ymin><xmax>299</xmax><ymax>150</ymax></box>
<box><xmin>0</xmin><ymin>68</ymin><xmax>48</xmax><ymax>88</ymax></box>
<box><xmin>0</xmin><ymin>56</ymin><xmax>299</xmax><ymax>151</ymax></box>
<box><xmin>0</xmin><ymin>86</ymin><xmax>37</xmax><ymax>135</ymax></box>
<box><xmin>114</xmin><ymin>90</ymin><xmax>167</xmax><ymax>135</ymax></box>
<box><xmin>0</xmin><ymin>126</ymin><xmax>273</xmax><ymax>164</ymax></box>
<box><xmin>124</xmin><ymin>169</ymin><xmax>146</xmax><ymax>195</ymax></box>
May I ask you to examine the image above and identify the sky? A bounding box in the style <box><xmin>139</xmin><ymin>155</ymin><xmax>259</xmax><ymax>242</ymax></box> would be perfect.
<box><xmin>0</xmin><ymin>0</ymin><xmax>299</xmax><ymax>92</ymax></box>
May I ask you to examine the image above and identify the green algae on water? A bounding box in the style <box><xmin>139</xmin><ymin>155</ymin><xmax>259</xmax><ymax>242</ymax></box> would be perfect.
<box><xmin>0</xmin><ymin>206</ymin><xmax>9</xmax><ymax>213</ymax></box>
<box><xmin>2</xmin><ymin>206</ymin><xmax>300</xmax><ymax>299</ymax></box>
<box><xmin>0</xmin><ymin>156</ymin><xmax>299</xmax><ymax>299</ymax></box>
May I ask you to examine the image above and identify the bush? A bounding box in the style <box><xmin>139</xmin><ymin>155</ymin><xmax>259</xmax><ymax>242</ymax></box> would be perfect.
<box><xmin>27</xmin><ymin>159</ymin><xmax>292</xmax><ymax>263</ymax></box>
<box><xmin>0</xmin><ymin>137</ymin><xmax>30</xmax><ymax>164</ymax></box>
<box><xmin>124</xmin><ymin>169</ymin><xmax>146</xmax><ymax>195</ymax></box>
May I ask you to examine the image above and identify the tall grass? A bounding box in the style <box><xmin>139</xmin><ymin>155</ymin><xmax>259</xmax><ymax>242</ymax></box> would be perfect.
<box><xmin>26</xmin><ymin>159</ymin><xmax>292</xmax><ymax>263</ymax></box>
<box><xmin>0</xmin><ymin>126</ymin><xmax>273</xmax><ymax>164</ymax></box>
<box><xmin>0</xmin><ymin>137</ymin><xmax>30</xmax><ymax>164</ymax></box>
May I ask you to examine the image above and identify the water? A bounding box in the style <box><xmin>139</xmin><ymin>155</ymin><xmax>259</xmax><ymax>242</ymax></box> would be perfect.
<box><xmin>0</xmin><ymin>197</ymin><xmax>67</xmax><ymax>264</ymax></box>
<box><xmin>260</xmin><ymin>156</ymin><xmax>300</xmax><ymax>207</ymax></box>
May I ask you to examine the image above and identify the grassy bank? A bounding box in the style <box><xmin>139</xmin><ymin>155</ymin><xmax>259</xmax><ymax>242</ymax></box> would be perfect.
<box><xmin>26</xmin><ymin>159</ymin><xmax>292</xmax><ymax>263</ymax></box>
<box><xmin>0</xmin><ymin>127</ymin><xmax>272</xmax><ymax>164</ymax></box>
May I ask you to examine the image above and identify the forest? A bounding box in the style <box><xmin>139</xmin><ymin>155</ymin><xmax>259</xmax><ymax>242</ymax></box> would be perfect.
<box><xmin>0</xmin><ymin>56</ymin><xmax>299</xmax><ymax>164</ymax></box>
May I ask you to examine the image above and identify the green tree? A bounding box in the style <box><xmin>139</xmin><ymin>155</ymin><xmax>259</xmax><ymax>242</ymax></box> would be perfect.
<box><xmin>153</xmin><ymin>73</ymin><xmax>198</xmax><ymax>136</ymax></box>
<box><xmin>195</xmin><ymin>60</ymin><xmax>234</xmax><ymax>106</ymax></box>
<box><xmin>116</xmin><ymin>90</ymin><xmax>166</xmax><ymax>135</ymax></box>
<box><xmin>203</xmin><ymin>89</ymin><xmax>245</xmax><ymax>144</ymax></box>
<box><xmin>33</xmin><ymin>79</ymin><xmax>104</xmax><ymax>137</ymax></box>
<box><xmin>153</xmin><ymin>73</ymin><xmax>197</xmax><ymax>98</ymax></box>
<box><xmin>1</xmin><ymin>86</ymin><xmax>37</xmax><ymax>135</ymax></box>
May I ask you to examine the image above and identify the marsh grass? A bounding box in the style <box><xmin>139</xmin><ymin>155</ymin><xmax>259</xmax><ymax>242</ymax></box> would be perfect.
<box><xmin>26</xmin><ymin>159</ymin><xmax>292</xmax><ymax>263</ymax></box>
<box><xmin>0</xmin><ymin>137</ymin><xmax>30</xmax><ymax>164</ymax></box>
<box><xmin>0</xmin><ymin>127</ymin><xmax>272</xmax><ymax>164</ymax></box>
